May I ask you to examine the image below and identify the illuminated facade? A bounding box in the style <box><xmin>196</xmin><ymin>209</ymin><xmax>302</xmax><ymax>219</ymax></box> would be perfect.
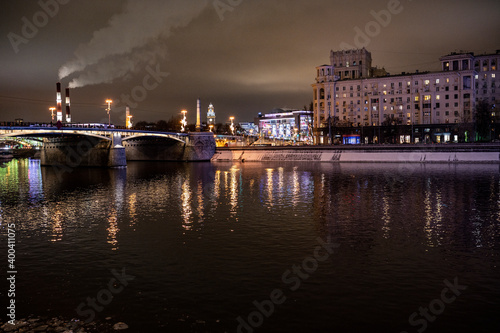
<box><xmin>207</xmin><ymin>103</ymin><xmax>216</xmax><ymax>126</ymax></box>
<box><xmin>255</xmin><ymin>109</ymin><xmax>313</xmax><ymax>141</ymax></box>
<box><xmin>312</xmin><ymin>48</ymin><xmax>500</xmax><ymax>142</ymax></box>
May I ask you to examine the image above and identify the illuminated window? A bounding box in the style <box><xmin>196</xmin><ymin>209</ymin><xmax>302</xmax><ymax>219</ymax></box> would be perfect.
<box><xmin>407</xmin><ymin>81</ymin><xmax>411</xmax><ymax>86</ymax></box>
<box><xmin>475</xmin><ymin>74</ymin><xmax>478</xmax><ymax>79</ymax></box>
<box><xmin>436</xmin><ymin>95</ymin><xmax>440</xmax><ymax>100</ymax></box>
<box><xmin>436</xmin><ymin>79</ymin><xmax>440</xmax><ymax>84</ymax></box>
<box><xmin>415</xmin><ymin>96</ymin><xmax>419</xmax><ymax>102</ymax></box>
<box><xmin>383</xmin><ymin>91</ymin><xmax>387</xmax><ymax>95</ymax></box>
<box><xmin>493</xmin><ymin>74</ymin><xmax>496</xmax><ymax>78</ymax></box>
<box><xmin>424</xmin><ymin>80</ymin><xmax>430</xmax><ymax>85</ymax></box>
<box><xmin>446</xmin><ymin>78</ymin><xmax>450</xmax><ymax>83</ymax></box>
<box><xmin>424</xmin><ymin>95</ymin><xmax>431</xmax><ymax>101</ymax></box>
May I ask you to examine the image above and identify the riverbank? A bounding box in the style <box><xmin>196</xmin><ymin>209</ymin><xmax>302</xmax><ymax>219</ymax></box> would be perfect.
<box><xmin>212</xmin><ymin>143</ymin><xmax>500</xmax><ymax>163</ymax></box>
<box><xmin>0</xmin><ymin>317</ymin><xmax>120</xmax><ymax>332</ymax></box>
<box><xmin>0</xmin><ymin>314</ymin><xmax>222</xmax><ymax>332</ymax></box>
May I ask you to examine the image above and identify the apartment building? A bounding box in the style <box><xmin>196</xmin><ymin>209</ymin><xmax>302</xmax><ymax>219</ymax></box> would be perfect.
<box><xmin>312</xmin><ymin>48</ymin><xmax>499</xmax><ymax>143</ymax></box>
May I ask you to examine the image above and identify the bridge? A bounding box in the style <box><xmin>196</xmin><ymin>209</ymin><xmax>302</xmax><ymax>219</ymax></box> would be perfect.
<box><xmin>0</xmin><ymin>126</ymin><xmax>216</xmax><ymax>167</ymax></box>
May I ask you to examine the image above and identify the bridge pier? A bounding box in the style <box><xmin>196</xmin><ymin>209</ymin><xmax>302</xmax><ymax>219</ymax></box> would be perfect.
<box><xmin>183</xmin><ymin>132</ymin><xmax>216</xmax><ymax>161</ymax></box>
<box><xmin>41</xmin><ymin>136</ymin><xmax>127</xmax><ymax>168</ymax></box>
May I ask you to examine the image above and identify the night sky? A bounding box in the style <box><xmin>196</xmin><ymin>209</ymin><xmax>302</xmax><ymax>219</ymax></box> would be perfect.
<box><xmin>1</xmin><ymin>0</ymin><xmax>499</xmax><ymax>125</ymax></box>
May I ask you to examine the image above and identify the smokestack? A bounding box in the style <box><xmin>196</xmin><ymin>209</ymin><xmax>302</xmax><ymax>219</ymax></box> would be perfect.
<box><xmin>196</xmin><ymin>98</ymin><xmax>201</xmax><ymax>132</ymax></box>
<box><xmin>56</xmin><ymin>82</ymin><xmax>62</xmax><ymax>122</ymax></box>
<box><xmin>65</xmin><ymin>88</ymin><xmax>71</xmax><ymax>123</ymax></box>
<box><xmin>125</xmin><ymin>106</ymin><xmax>133</xmax><ymax>129</ymax></box>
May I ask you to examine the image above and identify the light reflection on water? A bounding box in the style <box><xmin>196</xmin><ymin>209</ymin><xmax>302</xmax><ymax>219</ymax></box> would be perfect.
<box><xmin>0</xmin><ymin>159</ymin><xmax>499</xmax><ymax>332</ymax></box>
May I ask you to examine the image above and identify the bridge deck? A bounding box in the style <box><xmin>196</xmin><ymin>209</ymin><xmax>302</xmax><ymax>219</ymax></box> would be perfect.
<box><xmin>0</xmin><ymin>126</ymin><xmax>188</xmax><ymax>142</ymax></box>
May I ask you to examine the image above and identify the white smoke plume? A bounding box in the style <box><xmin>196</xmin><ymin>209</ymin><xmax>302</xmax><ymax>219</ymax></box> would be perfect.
<box><xmin>59</xmin><ymin>0</ymin><xmax>208</xmax><ymax>88</ymax></box>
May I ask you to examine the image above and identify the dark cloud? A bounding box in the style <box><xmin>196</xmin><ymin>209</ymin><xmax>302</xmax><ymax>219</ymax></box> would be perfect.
<box><xmin>1</xmin><ymin>0</ymin><xmax>499</xmax><ymax>124</ymax></box>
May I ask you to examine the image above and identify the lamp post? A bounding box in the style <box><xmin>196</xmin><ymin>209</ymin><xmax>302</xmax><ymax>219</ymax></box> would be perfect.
<box><xmin>180</xmin><ymin>110</ymin><xmax>187</xmax><ymax>132</ymax></box>
<box><xmin>230</xmin><ymin>116</ymin><xmax>235</xmax><ymax>135</ymax></box>
<box><xmin>105</xmin><ymin>99</ymin><xmax>113</xmax><ymax>126</ymax></box>
<box><xmin>49</xmin><ymin>107</ymin><xmax>56</xmax><ymax>124</ymax></box>
<box><xmin>209</xmin><ymin>124</ymin><xmax>214</xmax><ymax>132</ymax></box>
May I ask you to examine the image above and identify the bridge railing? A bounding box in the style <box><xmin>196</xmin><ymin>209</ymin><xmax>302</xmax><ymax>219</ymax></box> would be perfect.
<box><xmin>0</xmin><ymin>125</ymin><xmax>189</xmax><ymax>141</ymax></box>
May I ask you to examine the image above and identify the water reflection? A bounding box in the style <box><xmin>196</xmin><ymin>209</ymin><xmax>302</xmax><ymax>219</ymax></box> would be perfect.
<box><xmin>128</xmin><ymin>193</ymin><xmax>137</xmax><ymax>227</ymax></box>
<box><xmin>107</xmin><ymin>208</ymin><xmax>119</xmax><ymax>249</ymax></box>
<box><xmin>265</xmin><ymin>168</ymin><xmax>274</xmax><ymax>208</ymax></box>
<box><xmin>1</xmin><ymin>160</ymin><xmax>499</xmax><ymax>332</ymax></box>
<box><xmin>229</xmin><ymin>165</ymin><xmax>239</xmax><ymax>217</ymax></box>
<box><xmin>381</xmin><ymin>196</ymin><xmax>390</xmax><ymax>238</ymax></box>
<box><xmin>0</xmin><ymin>161</ymin><xmax>499</xmax><ymax>251</ymax></box>
<box><xmin>181</xmin><ymin>179</ymin><xmax>193</xmax><ymax>230</ymax></box>
<box><xmin>51</xmin><ymin>206</ymin><xmax>64</xmax><ymax>242</ymax></box>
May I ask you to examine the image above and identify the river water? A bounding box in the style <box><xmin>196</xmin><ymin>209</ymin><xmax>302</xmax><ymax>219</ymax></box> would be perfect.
<box><xmin>0</xmin><ymin>158</ymin><xmax>499</xmax><ymax>332</ymax></box>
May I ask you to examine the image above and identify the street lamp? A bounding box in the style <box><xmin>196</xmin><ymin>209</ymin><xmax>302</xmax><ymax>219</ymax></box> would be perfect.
<box><xmin>229</xmin><ymin>116</ymin><xmax>235</xmax><ymax>135</ymax></box>
<box><xmin>105</xmin><ymin>99</ymin><xmax>113</xmax><ymax>126</ymax></box>
<box><xmin>180</xmin><ymin>110</ymin><xmax>187</xmax><ymax>132</ymax></box>
<box><xmin>49</xmin><ymin>107</ymin><xmax>56</xmax><ymax>124</ymax></box>
<box><xmin>209</xmin><ymin>124</ymin><xmax>214</xmax><ymax>132</ymax></box>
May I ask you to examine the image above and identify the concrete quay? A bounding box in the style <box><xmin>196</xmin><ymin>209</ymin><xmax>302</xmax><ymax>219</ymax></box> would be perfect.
<box><xmin>212</xmin><ymin>144</ymin><xmax>500</xmax><ymax>163</ymax></box>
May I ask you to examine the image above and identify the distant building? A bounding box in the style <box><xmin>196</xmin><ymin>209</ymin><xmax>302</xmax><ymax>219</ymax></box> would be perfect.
<box><xmin>207</xmin><ymin>103</ymin><xmax>216</xmax><ymax>126</ymax></box>
<box><xmin>312</xmin><ymin>48</ymin><xmax>500</xmax><ymax>144</ymax></box>
<box><xmin>239</xmin><ymin>122</ymin><xmax>258</xmax><ymax>135</ymax></box>
<box><xmin>255</xmin><ymin>108</ymin><xmax>313</xmax><ymax>141</ymax></box>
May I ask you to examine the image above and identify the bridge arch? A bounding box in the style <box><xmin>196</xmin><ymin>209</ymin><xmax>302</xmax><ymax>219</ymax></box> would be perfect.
<box><xmin>0</xmin><ymin>131</ymin><xmax>111</xmax><ymax>141</ymax></box>
<box><xmin>122</xmin><ymin>133</ymin><xmax>186</xmax><ymax>144</ymax></box>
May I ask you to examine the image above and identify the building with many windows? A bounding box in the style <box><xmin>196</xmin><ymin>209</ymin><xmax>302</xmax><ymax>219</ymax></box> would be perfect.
<box><xmin>312</xmin><ymin>48</ymin><xmax>499</xmax><ymax>144</ymax></box>
<box><xmin>255</xmin><ymin>108</ymin><xmax>314</xmax><ymax>142</ymax></box>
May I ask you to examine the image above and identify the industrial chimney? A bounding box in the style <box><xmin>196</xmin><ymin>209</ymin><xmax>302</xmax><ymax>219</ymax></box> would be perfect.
<box><xmin>196</xmin><ymin>98</ymin><xmax>201</xmax><ymax>132</ymax></box>
<box><xmin>65</xmin><ymin>88</ymin><xmax>71</xmax><ymax>123</ymax></box>
<box><xmin>56</xmin><ymin>82</ymin><xmax>62</xmax><ymax>122</ymax></box>
<box><xmin>125</xmin><ymin>106</ymin><xmax>133</xmax><ymax>129</ymax></box>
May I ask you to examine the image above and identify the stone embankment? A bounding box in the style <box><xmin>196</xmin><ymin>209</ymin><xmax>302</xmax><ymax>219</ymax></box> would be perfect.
<box><xmin>213</xmin><ymin>143</ymin><xmax>500</xmax><ymax>163</ymax></box>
